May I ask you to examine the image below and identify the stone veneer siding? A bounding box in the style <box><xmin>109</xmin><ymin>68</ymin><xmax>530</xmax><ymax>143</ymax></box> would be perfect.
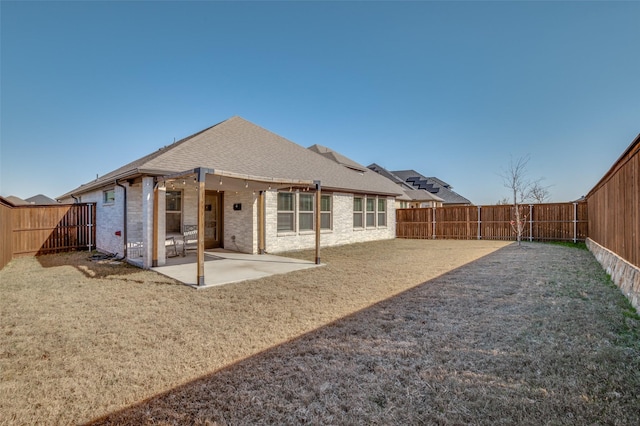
<box><xmin>587</xmin><ymin>238</ymin><xmax>640</xmax><ymax>310</ymax></box>
<box><xmin>264</xmin><ymin>191</ymin><xmax>396</xmax><ymax>253</ymax></box>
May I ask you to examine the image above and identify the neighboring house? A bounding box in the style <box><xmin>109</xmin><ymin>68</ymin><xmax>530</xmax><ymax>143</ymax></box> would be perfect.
<box><xmin>4</xmin><ymin>195</ymin><xmax>29</xmax><ymax>206</ymax></box>
<box><xmin>25</xmin><ymin>194</ymin><xmax>58</xmax><ymax>205</ymax></box>
<box><xmin>390</xmin><ymin>169</ymin><xmax>472</xmax><ymax>206</ymax></box>
<box><xmin>58</xmin><ymin>116</ymin><xmax>403</xmax><ymax>273</ymax></box>
<box><xmin>368</xmin><ymin>164</ymin><xmax>445</xmax><ymax>208</ymax></box>
<box><xmin>3</xmin><ymin>194</ymin><xmax>58</xmax><ymax>205</ymax></box>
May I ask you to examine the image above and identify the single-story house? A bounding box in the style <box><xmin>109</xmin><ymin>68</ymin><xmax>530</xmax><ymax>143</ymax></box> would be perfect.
<box><xmin>58</xmin><ymin>116</ymin><xmax>403</xmax><ymax>284</ymax></box>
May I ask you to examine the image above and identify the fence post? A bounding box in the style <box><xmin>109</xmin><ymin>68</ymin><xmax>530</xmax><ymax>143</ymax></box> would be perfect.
<box><xmin>88</xmin><ymin>203</ymin><xmax>94</xmax><ymax>251</ymax></box>
<box><xmin>529</xmin><ymin>204</ymin><xmax>533</xmax><ymax>242</ymax></box>
<box><xmin>573</xmin><ymin>202</ymin><xmax>577</xmax><ymax>243</ymax></box>
<box><xmin>432</xmin><ymin>206</ymin><xmax>436</xmax><ymax>240</ymax></box>
<box><xmin>477</xmin><ymin>205</ymin><xmax>481</xmax><ymax>240</ymax></box>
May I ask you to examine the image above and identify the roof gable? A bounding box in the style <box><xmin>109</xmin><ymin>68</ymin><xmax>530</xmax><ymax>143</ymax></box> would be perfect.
<box><xmin>61</xmin><ymin>117</ymin><xmax>402</xmax><ymax>198</ymax></box>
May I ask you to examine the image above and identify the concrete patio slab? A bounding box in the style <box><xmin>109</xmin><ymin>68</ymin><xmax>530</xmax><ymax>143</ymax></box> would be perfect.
<box><xmin>151</xmin><ymin>250</ymin><xmax>321</xmax><ymax>288</ymax></box>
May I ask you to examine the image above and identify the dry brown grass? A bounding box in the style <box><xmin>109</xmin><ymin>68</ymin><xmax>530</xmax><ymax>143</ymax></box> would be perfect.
<box><xmin>1</xmin><ymin>240</ymin><xmax>639</xmax><ymax>425</ymax></box>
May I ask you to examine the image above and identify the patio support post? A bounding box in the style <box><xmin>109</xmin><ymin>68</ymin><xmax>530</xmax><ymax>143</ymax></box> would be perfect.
<box><xmin>152</xmin><ymin>180</ymin><xmax>159</xmax><ymax>267</ymax></box>
<box><xmin>258</xmin><ymin>190</ymin><xmax>266</xmax><ymax>254</ymax></box>
<box><xmin>196</xmin><ymin>169</ymin><xmax>206</xmax><ymax>286</ymax></box>
<box><xmin>315</xmin><ymin>180</ymin><xmax>321</xmax><ymax>265</ymax></box>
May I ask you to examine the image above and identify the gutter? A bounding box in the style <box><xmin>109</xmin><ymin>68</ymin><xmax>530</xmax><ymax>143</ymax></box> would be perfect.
<box><xmin>115</xmin><ymin>179</ymin><xmax>127</xmax><ymax>259</ymax></box>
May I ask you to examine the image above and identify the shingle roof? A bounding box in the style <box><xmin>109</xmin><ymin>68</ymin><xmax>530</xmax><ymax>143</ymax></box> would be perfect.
<box><xmin>307</xmin><ymin>144</ymin><xmax>369</xmax><ymax>172</ymax></box>
<box><xmin>25</xmin><ymin>194</ymin><xmax>58</xmax><ymax>205</ymax></box>
<box><xmin>368</xmin><ymin>164</ymin><xmax>444</xmax><ymax>203</ymax></box>
<box><xmin>3</xmin><ymin>196</ymin><xmax>28</xmax><ymax>206</ymax></box>
<box><xmin>391</xmin><ymin>169</ymin><xmax>472</xmax><ymax>205</ymax></box>
<box><xmin>60</xmin><ymin>116</ymin><xmax>403</xmax><ymax>199</ymax></box>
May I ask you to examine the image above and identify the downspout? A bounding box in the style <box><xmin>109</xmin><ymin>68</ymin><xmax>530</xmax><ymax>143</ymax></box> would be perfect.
<box><xmin>71</xmin><ymin>194</ymin><xmax>80</xmax><ymax>204</ymax></box>
<box><xmin>115</xmin><ymin>179</ymin><xmax>127</xmax><ymax>259</ymax></box>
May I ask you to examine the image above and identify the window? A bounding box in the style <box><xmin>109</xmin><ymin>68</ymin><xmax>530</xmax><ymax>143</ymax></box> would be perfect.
<box><xmin>378</xmin><ymin>198</ymin><xmax>387</xmax><ymax>227</ymax></box>
<box><xmin>299</xmin><ymin>193</ymin><xmax>314</xmax><ymax>231</ymax></box>
<box><xmin>353</xmin><ymin>197</ymin><xmax>363</xmax><ymax>228</ymax></box>
<box><xmin>103</xmin><ymin>189</ymin><xmax>115</xmax><ymax>204</ymax></box>
<box><xmin>166</xmin><ymin>191</ymin><xmax>182</xmax><ymax>233</ymax></box>
<box><xmin>320</xmin><ymin>195</ymin><xmax>332</xmax><ymax>230</ymax></box>
<box><xmin>278</xmin><ymin>192</ymin><xmax>333</xmax><ymax>233</ymax></box>
<box><xmin>366</xmin><ymin>197</ymin><xmax>375</xmax><ymax>227</ymax></box>
<box><xmin>354</xmin><ymin>195</ymin><xmax>387</xmax><ymax>228</ymax></box>
<box><xmin>277</xmin><ymin>192</ymin><xmax>295</xmax><ymax>232</ymax></box>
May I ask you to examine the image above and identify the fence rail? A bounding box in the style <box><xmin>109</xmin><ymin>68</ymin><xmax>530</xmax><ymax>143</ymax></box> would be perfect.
<box><xmin>397</xmin><ymin>202</ymin><xmax>588</xmax><ymax>242</ymax></box>
<box><xmin>0</xmin><ymin>202</ymin><xmax>95</xmax><ymax>269</ymax></box>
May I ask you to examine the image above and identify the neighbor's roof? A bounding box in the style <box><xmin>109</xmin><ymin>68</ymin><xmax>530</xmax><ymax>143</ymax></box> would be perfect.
<box><xmin>368</xmin><ymin>164</ymin><xmax>444</xmax><ymax>203</ymax></box>
<box><xmin>4</xmin><ymin>195</ymin><xmax>29</xmax><ymax>205</ymax></box>
<box><xmin>25</xmin><ymin>194</ymin><xmax>58</xmax><ymax>205</ymax></box>
<box><xmin>59</xmin><ymin>116</ymin><xmax>403</xmax><ymax>199</ymax></box>
<box><xmin>392</xmin><ymin>169</ymin><xmax>472</xmax><ymax>205</ymax></box>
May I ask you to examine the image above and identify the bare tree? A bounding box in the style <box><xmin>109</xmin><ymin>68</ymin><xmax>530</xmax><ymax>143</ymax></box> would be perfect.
<box><xmin>496</xmin><ymin>197</ymin><xmax>511</xmax><ymax>205</ymax></box>
<box><xmin>500</xmin><ymin>155</ymin><xmax>550</xmax><ymax>245</ymax></box>
<box><xmin>529</xmin><ymin>180</ymin><xmax>552</xmax><ymax>203</ymax></box>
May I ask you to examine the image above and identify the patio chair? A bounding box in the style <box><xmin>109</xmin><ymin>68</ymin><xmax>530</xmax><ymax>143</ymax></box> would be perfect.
<box><xmin>182</xmin><ymin>225</ymin><xmax>198</xmax><ymax>256</ymax></box>
<box><xmin>165</xmin><ymin>236</ymin><xmax>179</xmax><ymax>258</ymax></box>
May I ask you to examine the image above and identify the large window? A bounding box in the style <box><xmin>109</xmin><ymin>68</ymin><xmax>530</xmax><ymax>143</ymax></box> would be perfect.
<box><xmin>354</xmin><ymin>195</ymin><xmax>387</xmax><ymax>228</ymax></box>
<box><xmin>320</xmin><ymin>195</ymin><xmax>332</xmax><ymax>230</ymax></box>
<box><xmin>166</xmin><ymin>190</ymin><xmax>182</xmax><ymax>233</ymax></box>
<box><xmin>377</xmin><ymin>198</ymin><xmax>387</xmax><ymax>227</ymax></box>
<box><xmin>277</xmin><ymin>192</ymin><xmax>295</xmax><ymax>232</ymax></box>
<box><xmin>277</xmin><ymin>192</ymin><xmax>333</xmax><ymax>233</ymax></box>
<box><xmin>353</xmin><ymin>197</ymin><xmax>364</xmax><ymax>228</ymax></box>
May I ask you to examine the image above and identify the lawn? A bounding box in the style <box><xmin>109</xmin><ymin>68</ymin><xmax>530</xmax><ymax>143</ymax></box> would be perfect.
<box><xmin>1</xmin><ymin>240</ymin><xmax>638</xmax><ymax>425</ymax></box>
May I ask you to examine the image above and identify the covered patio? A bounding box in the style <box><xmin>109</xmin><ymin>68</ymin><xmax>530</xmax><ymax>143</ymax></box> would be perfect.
<box><xmin>151</xmin><ymin>249</ymin><xmax>321</xmax><ymax>288</ymax></box>
<box><xmin>151</xmin><ymin>167</ymin><xmax>323</xmax><ymax>287</ymax></box>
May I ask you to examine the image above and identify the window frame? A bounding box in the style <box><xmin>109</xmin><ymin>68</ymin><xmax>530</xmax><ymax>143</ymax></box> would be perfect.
<box><xmin>366</xmin><ymin>197</ymin><xmax>376</xmax><ymax>228</ymax></box>
<box><xmin>165</xmin><ymin>190</ymin><xmax>183</xmax><ymax>233</ymax></box>
<box><xmin>377</xmin><ymin>198</ymin><xmax>387</xmax><ymax>227</ymax></box>
<box><xmin>353</xmin><ymin>196</ymin><xmax>364</xmax><ymax>228</ymax></box>
<box><xmin>320</xmin><ymin>194</ymin><xmax>332</xmax><ymax>230</ymax></box>
<box><xmin>277</xmin><ymin>192</ymin><xmax>296</xmax><ymax>233</ymax></box>
<box><xmin>354</xmin><ymin>195</ymin><xmax>388</xmax><ymax>229</ymax></box>
<box><xmin>298</xmin><ymin>193</ymin><xmax>315</xmax><ymax>232</ymax></box>
<box><xmin>103</xmin><ymin>189</ymin><xmax>115</xmax><ymax>204</ymax></box>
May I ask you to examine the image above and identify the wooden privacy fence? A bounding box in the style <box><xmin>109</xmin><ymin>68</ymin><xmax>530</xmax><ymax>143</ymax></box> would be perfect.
<box><xmin>586</xmin><ymin>135</ymin><xmax>639</xmax><ymax>269</ymax></box>
<box><xmin>0</xmin><ymin>202</ymin><xmax>96</xmax><ymax>269</ymax></box>
<box><xmin>397</xmin><ymin>202</ymin><xmax>588</xmax><ymax>242</ymax></box>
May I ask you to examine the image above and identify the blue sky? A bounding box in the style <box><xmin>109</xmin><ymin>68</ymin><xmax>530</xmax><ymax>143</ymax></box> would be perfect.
<box><xmin>1</xmin><ymin>1</ymin><xmax>638</xmax><ymax>205</ymax></box>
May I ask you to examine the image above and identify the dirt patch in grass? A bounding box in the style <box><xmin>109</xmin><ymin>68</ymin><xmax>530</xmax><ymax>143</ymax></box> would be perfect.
<box><xmin>1</xmin><ymin>240</ymin><xmax>639</xmax><ymax>425</ymax></box>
